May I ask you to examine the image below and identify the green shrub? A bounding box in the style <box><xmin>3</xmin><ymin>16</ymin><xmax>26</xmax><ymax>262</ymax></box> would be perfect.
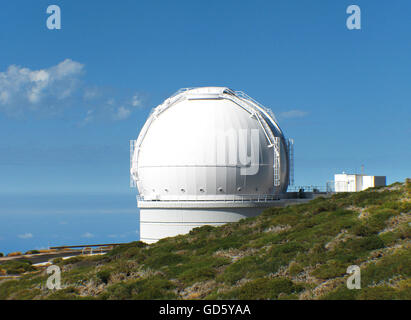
<box><xmin>188</xmin><ymin>225</ymin><xmax>215</xmax><ymax>236</ymax></box>
<box><xmin>268</xmin><ymin>241</ymin><xmax>304</xmax><ymax>255</ymax></box>
<box><xmin>349</xmin><ymin>235</ymin><xmax>385</xmax><ymax>252</ymax></box>
<box><xmin>0</xmin><ymin>279</ymin><xmax>43</xmax><ymax>299</ymax></box>
<box><xmin>357</xmin><ymin>286</ymin><xmax>407</xmax><ymax>300</ymax></box>
<box><xmin>330</xmin><ymin>235</ymin><xmax>385</xmax><ymax>263</ymax></box>
<box><xmin>107</xmin><ymin>241</ymin><xmax>148</xmax><ymax>260</ymax></box>
<box><xmin>361</xmin><ymin>249</ymin><xmax>411</xmax><ymax>286</ymax></box>
<box><xmin>145</xmin><ymin>252</ymin><xmax>186</xmax><ymax>269</ymax></box>
<box><xmin>311</xmin><ymin>202</ymin><xmax>338</xmax><ymax>214</ymax></box>
<box><xmin>405</xmin><ymin>178</ymin><xmax>411</xmax><ymax>196</ymax></box>
<box><xmin>171</xmin><ymin>256</ymin><xmax>230</xmax><ymax>285</ymax></box>
<box><xmin>218</xmin><ymin>277</ymin><xmax>304</xmax><ymax>299</ymax></box>
<box><xmin>25</xmin><ymin>250</ymin><xmax>40</xmax><ymax>255</ymax></box>
<box><xmin>322</xmin><ymin>286</ymin><xmax>358</xmax><ymax>300</ymax></box>
<box><xmin>379</xmin><ymin>225</ymin><xmax>410</xmax><ymax>246</ymax></box>
<box><xmin>178</xmin><ymin>266</ymin><xmax>216</xmax><ymax>283</ymax></box>
<box><xmin>352</xmin><ymin>224</ymin><xmax>376</xmax><ymax>236</ymax></box>
<box><xmin>60</xmin><ymin>256</ymin><xmax>84</xmax><ymax>265</ymax></box>
<box><xmin>2</xmin><ymin>260</ymin><xmax>35</xmax><ymax>275</ymax></box>
<box><xmin>288</xmin><ymin>262</ymin><xmax>304</xmax><ymax>276</ymax></box>
<box><xmin>366</xmin><ymin>208</ymin><xmax>399</xmax><ymax>232</ymax></box>
<box><xmin>46</xmin><ymin>287</ymin><xmax>81</xmax><ymax>300</ymax></box>
<box><xmin>52</xmin><ymin>257</ymin><xmax>63</xmax><ymax>264</ymax></box>
<box><xmin>96</xmin><ymin>269</ymin><xmax>112</xmax><ymax>284</ymax></box>
<box><xmin>217</xmin><ymin>256</ymin><xmax>263</xmax><ymax>284</ymax></box>
<box><xmin>101</xmin><ymin>276</ymin><xmax>177</xmax><ymax>300</ymax></box>
<box><xmin>311</xmin><ymin>260</ymin><xmax>347</xmax><ymax>279</ymax></box>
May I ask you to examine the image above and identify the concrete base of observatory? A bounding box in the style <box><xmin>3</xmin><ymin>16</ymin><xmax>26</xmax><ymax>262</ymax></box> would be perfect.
<box><xmin>138</xmin><ymin>201</ymin><xmax>275</xmax><ymax>243</ymax></box>
<box><xmin>137</xmin><ymin>193</ymin><xmax>329</xmax><ymax>243</ymax></box>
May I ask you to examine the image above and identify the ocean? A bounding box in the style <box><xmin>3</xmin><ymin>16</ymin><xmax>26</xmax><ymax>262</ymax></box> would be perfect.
<box><xmin>0</xmin><ymin>193</ymin><xmax>140</xmax><ymax>255</ymax></box>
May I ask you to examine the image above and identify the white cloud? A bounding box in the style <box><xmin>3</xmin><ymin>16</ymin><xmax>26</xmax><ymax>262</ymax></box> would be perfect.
<box><xmin>113</xmin><ymin>106</ymin><xmax>131</xmax><ymax>120</ymax></box>
<box><xmin>51</xmin><ymin>59</ymin><xmax>83</xmax><ymax>79</ymax></box>
<box><xmin>0</xmin><ymin>59</ymin><xmax>146</xmax><ymax>122</ymax></box>
<box><xmin>0</xmin><ymin>59</ymin><xmax>84</xmax><ymax>115</ymax></box>
<box><xmin>35</xmin><ymin>246</ymin><xmax>48</xmax><ymax>250</ymax></box>
<box><xmin>0</xmin><ymin>91</ymin><xmax>9</xmax><ymax>104</ymax></box>
<box><xmin>279</xmin><ymin>109</ymin><xmax>308</xmax><ymax>119</ymax></box>
<box><xmin>108</xmin><ymin>233</ymin><xmax>128</xmax><ymax>238</ymax></box>
<box><xmin>83</xmin><ymin>87</ymin><xmax>100</xmax><ymax>100</ymax></box>
<box><xmin>131</xmin><ymin>93</ymin><xmax>142</xmax><ymax>107</ymax></box>
<box><xmin>82</xmin><ymin>232</ymin><xmax>94</xmax><ymax>238</ymax></box>
<box><xmin>18</xmin><ymin>233</ymin><xmax>33</xmax><ymax>239</ymax></box>
<box><xmin>78</xmin><ymin>109</ymin><xmax>94</xmax><ymax>126</ymax></box>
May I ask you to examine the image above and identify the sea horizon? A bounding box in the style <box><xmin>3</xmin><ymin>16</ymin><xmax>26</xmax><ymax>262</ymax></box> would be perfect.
<box><xmin>0</xmin><ymin>193</ymin><xmax>140</xmax><ymax>255</ymax></box>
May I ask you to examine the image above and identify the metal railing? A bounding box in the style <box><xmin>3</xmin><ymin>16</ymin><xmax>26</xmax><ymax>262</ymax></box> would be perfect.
<box><xmin>234</xmin><ymin>90</ymin><xmax>280</xmax><ymax>125</ymax></box>
<box><xmin>287</xmin><ymin>185</ymin><xmax>334</xmax><ymax>193</ymax></box>
<box><xmin>137</xmin><ymin>194</ymin><xmax>282</xmax><ymax>203</ymax></box>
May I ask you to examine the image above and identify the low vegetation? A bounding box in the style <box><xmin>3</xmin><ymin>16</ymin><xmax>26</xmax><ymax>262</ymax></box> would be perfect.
<box><xmin>0</xmin><ymin>180</ymin><xmax>410</xmax><ymax>300</ymax></box>
<box><xmin>7</xmin><ymin>252</ymin><xmax>22</xmax><ymax>257</ymax></box>
<box><xmin>0</xmin><ymin>260</ymin><xmax>36</xmax><ymax>276</ymax></box>
<box><xmin>25</xmin><ymin>250</ymin><xmax>40</xmax><ymax>255</ymax></box>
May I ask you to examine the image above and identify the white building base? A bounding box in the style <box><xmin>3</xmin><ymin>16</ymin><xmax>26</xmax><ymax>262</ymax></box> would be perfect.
<box><xmin>138</xmin><ymin>201</ymin><xmax>275</xmax><ymax>243</ymax></box>
<box><xmin>138</xmin><ymin>196</ymin><xmax>325</xmax><ymax>243</ymax></box>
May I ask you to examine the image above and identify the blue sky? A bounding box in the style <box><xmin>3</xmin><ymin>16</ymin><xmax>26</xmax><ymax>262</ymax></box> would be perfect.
<box><xmin>0</xmin><ymin>1</ymin><xmax>410</xmax><ymax>253</ymax></box>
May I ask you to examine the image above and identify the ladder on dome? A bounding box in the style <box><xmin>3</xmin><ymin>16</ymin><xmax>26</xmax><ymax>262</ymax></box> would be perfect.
<box><xmin>130</xmin><ymin>139</ymin><xmax>138</xmax><ymax>188</ymax></box>
<box><xmin>217</xmin><ymin>92</ymin><xmax>282</xmax><ymax>191</ymax></box>
<box><xmin>273</xmin><ymin>137</ymin><xmax>281</xmax><ymax>188</ymax></box>
<box><xmin>272</xmin><ymin>137</ymin><xmax>294</xmax><ymax>189</ymax></box>
<box><xmin>287</xmin><ymin>138</ymin><xmax>294</xmax><ymax>186</ymax></box>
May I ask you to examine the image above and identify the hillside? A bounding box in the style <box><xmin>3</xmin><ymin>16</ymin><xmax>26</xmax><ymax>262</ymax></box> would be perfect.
<box><xmin>1</xmin><ymin>180</ymin><xmax>410</xmax><ymax>300</ymax></box>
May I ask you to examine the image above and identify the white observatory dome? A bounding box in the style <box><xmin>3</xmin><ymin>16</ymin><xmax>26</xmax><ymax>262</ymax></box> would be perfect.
<box><xmin>130</xmin><ymin>87</ymin><xmax>293</xmax><ymax>243</ymax></box>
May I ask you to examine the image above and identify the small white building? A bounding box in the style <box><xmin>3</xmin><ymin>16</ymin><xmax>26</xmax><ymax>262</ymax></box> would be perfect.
<box><xmin>334</xmin><ymin>173</ymin><xmax>386</xmax><ymax>192</ymax></box>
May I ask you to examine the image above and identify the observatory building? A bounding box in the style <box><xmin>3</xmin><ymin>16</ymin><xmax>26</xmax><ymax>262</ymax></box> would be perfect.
<box><xmin>130</xmin><ymin>87</ymin><xmax>294</xmax><ymax>243</ymax></box>
<box><xmin>334</xmin><ymin>173</ymin><xmax>386</xmax><ymax>192</ymax></box>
